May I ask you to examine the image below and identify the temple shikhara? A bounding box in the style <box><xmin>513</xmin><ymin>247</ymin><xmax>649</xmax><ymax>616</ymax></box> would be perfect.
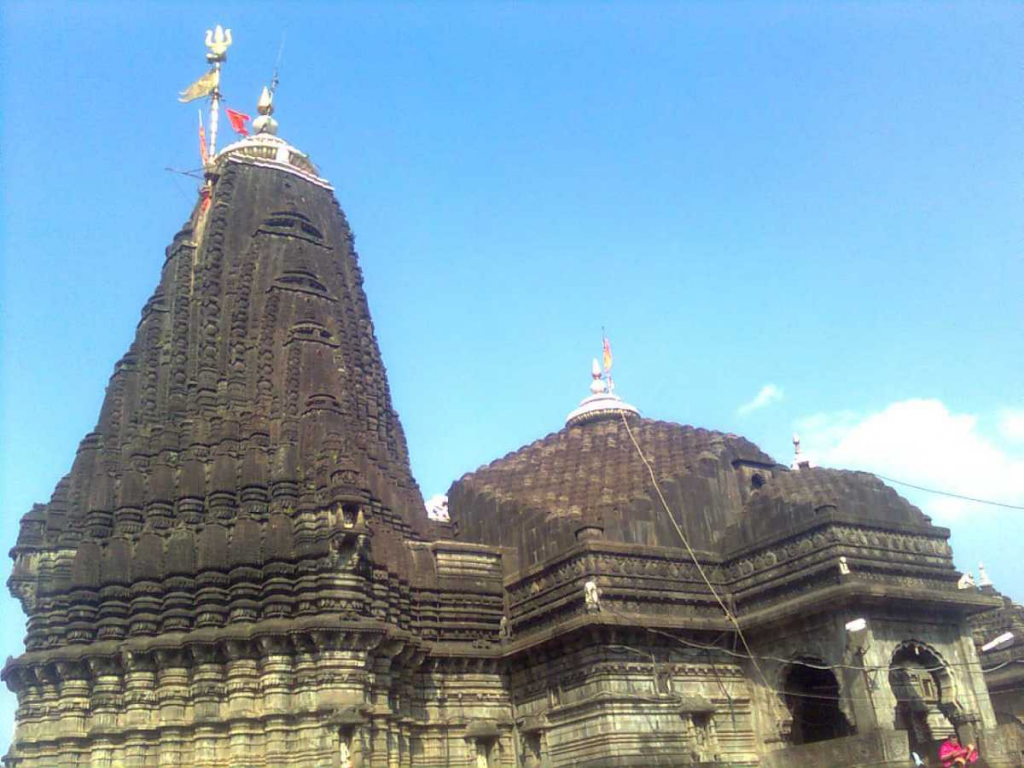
<box><xmin>4</xmin><ymin>27</ymin><xmax>1023</xmax><ymax>768</ymax></box>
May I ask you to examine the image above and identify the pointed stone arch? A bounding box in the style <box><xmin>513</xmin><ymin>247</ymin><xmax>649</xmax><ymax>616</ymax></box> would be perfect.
<box><xmin>778</xmin><ymin>656</ymin><xmax>854</xmax><ymax>746</ymax></box>
<box><xmin>889</xmin><ymin>640</ymin><xmax>959</xmax><ymax>759</ymax></box>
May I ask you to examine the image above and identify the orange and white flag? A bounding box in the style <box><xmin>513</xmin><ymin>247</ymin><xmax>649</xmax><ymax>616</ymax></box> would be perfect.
<box><xmin>198</xmin><ymin>112</ymin><xmax>208</xmax><ymax>164</ymax></box>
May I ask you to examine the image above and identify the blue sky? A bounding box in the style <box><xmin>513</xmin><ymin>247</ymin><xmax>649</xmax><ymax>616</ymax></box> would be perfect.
<box><xmin>2</xmin><ymin>0</ymin><xmax>1022</xmax><ymax>750</ymax></box>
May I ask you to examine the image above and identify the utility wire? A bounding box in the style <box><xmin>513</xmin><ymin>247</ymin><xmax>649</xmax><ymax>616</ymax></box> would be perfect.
<box><xmin>869</xmin><ymin>474</ymin><xmax>1024</xmax><ymax>511</ymax></box>
<box><xmin>620</xmin><ymin>412</ymin><xmax>770</xmax><ymax>691</ymax></box>
<box><xmin>600</xmin><ymin>603</ymin><xmax>1021</xmax><ymax>704</ymax></box>
<box><xmin>613</xmin><ymin>413</ymin><xmax>1019</xmax><ymax>681</ymax></box>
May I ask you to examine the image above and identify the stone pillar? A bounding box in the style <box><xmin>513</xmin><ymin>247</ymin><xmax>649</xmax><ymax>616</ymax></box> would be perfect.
<box><xmin>87</xmin><ymin>656</ymin><xmax>124</xmax><ymax>732</ymax></box>
<box><xmin>228</xmin><ymin>717</ymin><xmax>261</xmax><ymax>767</ymax></box>
<box><xmin>369</xmin><ymin>715</ymin><xmax>391</xmax><ymax>768</ymax></box>
<box><xmin>54</xmin><ymin>660</ymin><xmax>90</xmax><ymax>739</ymax></box>
<box><xmin>843</xmin><ymin>622</ymin><xmax>882</xmax><ymax>734</ymax></box>
<box><xmin>124</xmin><ymin>731</ymin><xmax>149</xmax><ymax>768</ymax></box>
<box><xmin>156</xmin><ymin>725</ymin><xmax>187</xmax><ymax>766</ymax></box>
<box><xmin>259</xmin><ymin>635</ymin><xmax>294</xmax><ymax>713</ymax></box>
<box><xmin>264</xmin><ymin>715</ymin><xmax>291</xmax><ymax>766</ymax></box>
<box><xmin>292</xmin><ymin>634</ymin><xmax>320</xmax><ymax>711</ymax></box>
<box><xmin>154</xmin><ymin>649</ymin><xmax>190</xmax><ymax>725</ymax></box>
<box><xmin>191</xmin><ymin>643</ymin><xmax>226</xmax><ymax>722</ymax></box>
<box><xmin>90</xmin><ymin>736</ymin><xmax>115</xmax><ymax>768</ymax></box>
<box><xmin>123</xmin><ymin>651</ymin><xmax>157</xmax><ymax>729</ymax></box>
<box><xmin>224</xmin><ymin>640</ymin><xmax>260</xmax><ymax>718</ymax></box>
<box><xmin>194</xmin><ymin>723</ymin><xmax>221</xmax><ymax>765</ymax></box>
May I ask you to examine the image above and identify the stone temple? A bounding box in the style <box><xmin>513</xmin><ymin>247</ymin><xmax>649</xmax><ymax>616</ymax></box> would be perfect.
<box><xmin>4</xmin><ymin>34</ymin><xmax>1023</xmax><ymax>768</ymax></box>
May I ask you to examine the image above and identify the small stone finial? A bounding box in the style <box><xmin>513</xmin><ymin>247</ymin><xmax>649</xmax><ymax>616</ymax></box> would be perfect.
<box><xmin>790</xmin><ymin>432</ymin><xmax>813</xmax><ymax>470</ymax></box>
<box><xmin>252</xmin><ymin>86</ymin><xmax>279</xmax><ymax>135</ymax></box>
<box><xmin>565</xmin><ymin>353</ymin><xmax>640</xmax><ymax>427</ymax></box>
<box><xmin>978</xmin><ymin>562</ymin><xmax>993</xmax><ymax>587</ymax></box>
<box><xmin>258</xmin><ymin>85</ymin><xmax>274</xmax><ymax>115</ymax></box>
<box><xmin>590</xmin><ymin>358</ymin><xmax>605</xmax><ymax>395</ymax></box>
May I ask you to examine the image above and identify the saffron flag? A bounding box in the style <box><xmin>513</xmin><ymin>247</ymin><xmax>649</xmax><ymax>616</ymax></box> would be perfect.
<box><xmin>198</xmin><ymin>115</ymin><xmax>208</xmax><ymax>165</ymax></box>
<box><xmin>602</xmin><ymin>337</ymin><xmax>613</xmax><ymax>372</ymax></box>
<box><xmin>178</xmin><ymin>69</ymin><xmax>219</xmax><ymax>103</ymax></box>
<box><xmin>226</xmin><ymin>108</ymin><xmax>251</xmax><ymax>136</ymax></box>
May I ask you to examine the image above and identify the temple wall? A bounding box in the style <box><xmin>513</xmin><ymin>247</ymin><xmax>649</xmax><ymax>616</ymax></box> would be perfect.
<box><xmin>508</xmin><ymin>639</ymin><xmax>758</xmax><ymax>766</ymax></box>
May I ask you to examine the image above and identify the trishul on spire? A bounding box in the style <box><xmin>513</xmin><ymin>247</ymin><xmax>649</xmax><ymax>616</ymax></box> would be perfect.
<box><xmin>203</xmin><ymin>25</ymin><xmax>231</xmax><ymax>158</ymax></box>
<box><xmin>204</xmin><ymin>25</ymin><xmax>233</xmax><ymax>62</ymax></box>
<box><xmin>179</xmin><ymin>25</ymin><xmax>232</xmax><ymax>167</ymax></box>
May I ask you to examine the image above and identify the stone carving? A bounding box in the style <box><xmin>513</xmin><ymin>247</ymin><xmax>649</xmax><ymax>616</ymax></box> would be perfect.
<box><xmin>584</xmin><ymin>580</ymin><xmax>602</xmax><ymax>612</ymax></box>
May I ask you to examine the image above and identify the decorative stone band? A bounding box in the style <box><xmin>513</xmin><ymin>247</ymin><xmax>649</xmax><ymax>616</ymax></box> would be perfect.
<box><xmin>216</xmin><ymin>133</ymin><xmax>333</xmax><ymax>190</ymax></box>
<box><xmin>565</xmin><ymin>393</ymin><xmax>640</xmax><ymax>428</ymax></box>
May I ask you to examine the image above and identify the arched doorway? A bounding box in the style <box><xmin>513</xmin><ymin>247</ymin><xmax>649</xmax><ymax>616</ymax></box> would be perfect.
<box><xmin>889</xmin><ymin>643</ymin><xmax>957</xmax><ymax>760</ymax></box>
<box><xmin>782</xmin><ymin>659</ymin><xmax>854</xmax><ymax>745</ymax></box>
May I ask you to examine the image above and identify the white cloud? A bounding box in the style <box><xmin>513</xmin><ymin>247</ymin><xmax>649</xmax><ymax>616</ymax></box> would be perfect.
<box><xmin>424</xmin><ymin>493</ymin><xmax>449</xmax><ymax>521</ymax></box>
<box><xmin>998</xmin><ymin>408</ymin><xmax>1024</xmax><ymax>443</ymax></box>
<box><xmin>794</xmin><ymin>399</ymin><xmax>1024</xmax><ymax>523</ymax></box>
<box><xmin>736</xmin><ymin>384</ymin><xmax>784</xmax><ymax>416</ymax></box>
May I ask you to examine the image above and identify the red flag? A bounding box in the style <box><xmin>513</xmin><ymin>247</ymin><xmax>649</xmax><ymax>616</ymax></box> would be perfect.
<box><xmin>225</xmin><ymin>108</ymin><xmax>250</xmax><ymax>136</ymax></box>
<box><xmin>602</xmin><ymin>337</ymin><xmax>613</xmax><ymax>372</ymax></box>
<box><xmin>199</xmin><ymin>123</ymin><xmax>208</xmax><ymax>164</ymax></box>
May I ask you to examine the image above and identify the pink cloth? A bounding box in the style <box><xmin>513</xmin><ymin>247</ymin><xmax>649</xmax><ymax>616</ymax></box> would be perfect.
<box><xmin>939</xmin><ymin>739</ymin><xmax>979</xmax><ymax>766</ymax></box>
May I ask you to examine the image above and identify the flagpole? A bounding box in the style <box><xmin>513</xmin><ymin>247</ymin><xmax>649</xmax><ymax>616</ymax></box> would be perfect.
<box><xmin>202</xmin><ymin>25</ymin><xmax>232</xmax><ymax>161</ymax></box>
<box><xmin>208</xmin><ymin>60</ymin><xmax>221</xmax><ymax>158</ymax></box>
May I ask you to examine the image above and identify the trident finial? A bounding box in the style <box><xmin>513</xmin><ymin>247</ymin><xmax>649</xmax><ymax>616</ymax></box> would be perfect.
<box><xmin>205</xmin><ymin>25</ymin><xmax>233</xmax><ymax>62</ymax></box>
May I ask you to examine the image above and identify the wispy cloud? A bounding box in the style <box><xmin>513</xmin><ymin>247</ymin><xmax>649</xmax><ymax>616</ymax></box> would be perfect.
<box><xmin>794</xmin><ymin>399</ymin><xmax>1024</xmax><ymax>522</ymax></box>
<box><xmin>736</xmin><ymin>384</ymin><xmax>783</xmax><ymax>416</ymax></box>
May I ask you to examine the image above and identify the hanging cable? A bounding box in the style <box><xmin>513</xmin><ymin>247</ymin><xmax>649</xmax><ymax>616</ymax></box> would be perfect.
<box><xmin>620</xmin><ymin>412</ymin><xmax>768</xmax><ymax>690</ymax></box>
<box><xmin>867</xmin><ymin>473</ymin><xmax>1024</xmax><ymax>511</ymax></box>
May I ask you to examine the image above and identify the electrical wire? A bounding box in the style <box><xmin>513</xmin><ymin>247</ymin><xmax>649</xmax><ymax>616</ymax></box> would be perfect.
<box><xmin>597</xmin><ymin>606</ymin><xmax>1021</xmax><ymax>705</ymax></box>
<box><xmin>605</xmin><ymin>609</ymin><xmax>1019</xmax><ymax>675</ymax></box>
<box><xmin>868</xmin><ymin>474</ymin><xmax>1024</xmax><ymax>511</ymax></box>
<box><xmin>616</xmin><ymin>412</ymin><xmax>1020</xmax><ymax>673</ymax></box>
<box><xmin>619</xmin><ymin>412</ymin><xmax>771</xmax><ymax>692</ymax></box>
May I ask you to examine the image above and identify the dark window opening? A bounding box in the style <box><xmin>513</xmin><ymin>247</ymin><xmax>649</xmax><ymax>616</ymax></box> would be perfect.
<box><xmin>783</xmin><ymin>663</ymin><xmax>853</xmax><ymax>745</ymax></box>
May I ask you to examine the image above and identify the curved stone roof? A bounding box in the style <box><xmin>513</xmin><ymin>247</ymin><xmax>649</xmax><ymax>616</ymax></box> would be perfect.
<box><xmin>449</xmin><ymin>413</ymin><xmax>935</xmax><ymax>569</ymax></box>
<box><xmin>728</xmin><ymin>465</ymin><xmax>930</xmax><ymax>548</ymax></box>
<box><xmin>454</xmin><ymin>417</ymin><xmax>774</xmax><ymax>515</ymax></box>
<box><xmin>448</xmin><ymin>416</ymin><xmax>778</xmax><ymax>567</ymax></box>
<box><xmin>749</xmin><ymin>466</ymin><xmax>924</xmax><ymax>518</ymax></box>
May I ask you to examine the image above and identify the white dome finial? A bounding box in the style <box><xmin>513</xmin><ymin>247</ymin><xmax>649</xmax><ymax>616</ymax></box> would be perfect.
<box><xmin>590</xmin><ymin>358</ymin><xmax>605</xmax><ymax>394</ymax></box>
<box><xmin>791</xmin><ymin>432</ymin><xmax>813</xmax><ymax>470</ymax></box>
<box><xmin>252</xmin><ymin>86</ymin><xmax>279</xmax><ymax>135</ymax></box>
<box><xmin>978</xmin><ymin>562</ymin><xmax>993</xmax><ymax>587</ymax></box>
<box><xmin>566</xmin><ymin>348</ymin><xmax>639</xmax><ymax>427</ymax></box>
